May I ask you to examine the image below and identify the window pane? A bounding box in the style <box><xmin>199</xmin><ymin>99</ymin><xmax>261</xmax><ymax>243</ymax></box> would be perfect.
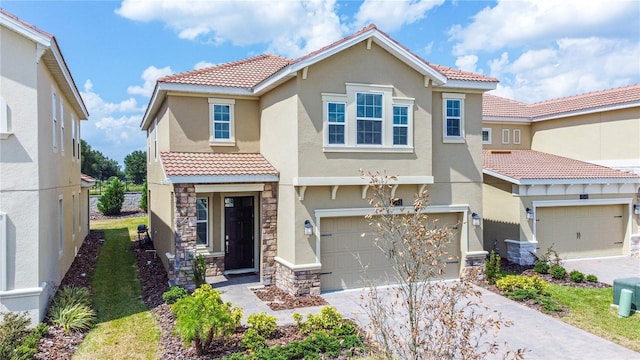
<box><xmin>393</xmin><ymin>127</ymin><xmax>407</xmax><ymax>145</ymax></box>
<box><xmin>196</xmin><ymin>198</ymin><xmax>208</xmax><ymax>220</ymax></box>
<box><xmin>357</xmin><ymin>93</ymin><xmax>382</xmax><ymax>119</ymax></box>
<box><xmin>214</xmin><ymin>123</ymin><xmax>230</xmax><ymax>139</ymax></box>
<box><xmin>328</xmin><ymin>124</ymin><xmax>344</xmax><ymax>144</ymax></box>
<box><xmin>357</xmin><ymin>119</ymin><xmax>382</xmax><ymax>144</ymax></box>
<box><xmin>214</xmin><ymin>105</ymin><xmax>230</xmax><ymax>121</ymax></box>
<box><xmin>393</xmin><ymin>106</ymin><xmax>408</xmax><ymax>124</ymax></box>
<box><xmin>328</xmin><ymin>103</ymin><xmax>345</xmax><ymax>123</ymax></box>
<box><xmin>482</xmin><ymin>130</ymin><xmax>489</xmax><ymax>142</ymax></box>
<box><xmin>446</xmin><ymin>118</ymin><xmax>460</xmax><ymax>137</ymax></box>
<box><xmin>197</xmin><ymin>223</ymin><xmax>207</xmax><ymax>245</ymax></box>
<box><xmin>446</xmin><ymin>99</ymin><xmax>460</xmax><ymax>117</ymax></box>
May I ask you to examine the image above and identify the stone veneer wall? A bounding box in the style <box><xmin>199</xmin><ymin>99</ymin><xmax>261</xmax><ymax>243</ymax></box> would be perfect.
<box><xmin>464</xmin><ymin>252</ymin><xmax>487</xmax><ymax>281</ymax></box>
<box><xmin>275</xmin><ymin>262</ymin><xmax>322</xmax><ymax>296</ymax></box>
<box><xmin>170</xmin><ymin>183</ymin><xmax>197</xmax><ymax>287</ymax></box>
<box><xmin>261</xmin><ymin>182</ymin><xmax>278</xmax><ymax>285</ymax></box>
<box><xmin>504</xmin><ymin>239</ymin><xmax>537</xmax><ymax>265</ymax></box>
<box><xmin>205</xmin><ymin>256</ymin><xmax>224</xmax><ymax>277</ymax></box>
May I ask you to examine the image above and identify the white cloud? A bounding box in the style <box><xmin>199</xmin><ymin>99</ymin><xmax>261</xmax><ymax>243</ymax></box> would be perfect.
<box><xmin>117</xmin><ymin>0</ymin><xmax>345</xmax><ymax>58</ymax></box>
<box><xmin>454</xmin><ymin>54</ymin><xmax>479</xmax><ymax>73</ymax></box>
<box><xmin>127</xmin><ymin>65</ymin><xmax>173</xmax><ymax>98</ymax></box>
<box><xmin>353</xmin><ymin>0</ymin><xmax>444</xmax><ymax>32</ymax></box>
<box><xmin>488</xmin><ymin>37</ymin><xmax>640</xmax><ymax>102</ymax></box>
<box><xmin>194</xmin><ymin>60</ymin><xmax>215</xmax><ymax>70</ymax></box>
<box><xmin>449</xmin><ymin>0</ymin><xmax>639</xmax><ymax>56</ymax></box>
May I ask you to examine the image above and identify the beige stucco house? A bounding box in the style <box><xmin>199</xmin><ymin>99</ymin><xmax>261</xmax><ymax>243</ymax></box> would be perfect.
<box><xmin>482</xmin><ymin>86</ymin><xmax>640</xmax><ymax>264</ymax></box>
<box><xmin>0</xmin><ymin>10</ymin><xmax>92</xmax><ymax>323</ymax></box>
<box><xmin>141</xmin><ymin>25</ymin><xmax>498</xmax><ymax>295</ymax></box>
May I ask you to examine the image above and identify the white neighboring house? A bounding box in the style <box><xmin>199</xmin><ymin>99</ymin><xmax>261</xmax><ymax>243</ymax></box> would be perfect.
<box><xmin>0</xmin><ymin>9</ymin><xmax>92</xmax><ymax>324</ymax></box>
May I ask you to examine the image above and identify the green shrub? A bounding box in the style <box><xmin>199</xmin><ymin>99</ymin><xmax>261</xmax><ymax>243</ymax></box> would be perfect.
<box><xmin>539</xmin><ymin>245</ymin><xmax>563</xmax><ymax>268</ymax></box>
<box><xmin>586</xmin><ymin>274</ymin><xmax>598</xmax><ymax>283</ymax></box>
<box><xmin>293</xmin><ymin>306</ymin><xmax>343</xmax><ymax>334</ymax></box>
<box><xmin>53</xmin><ymin>286</ymin><xmax>92</xmax><ymax>308</ymax></box>
<box><xmin>533</xmin><ymin>260</ymin><xmax>549</xmax><ymax>274</ymax></box>
<box><xmin>139</xmin><ymin>179</ymin><xmax>148</xmax><ymax>212</ymax></box>
<box><xmin>484</xmin><ymin>250</ymin><xmax>501</xmax><ymax>285</ymax></box>
<box><xmin>171</xmin><ymin>284</ymin><xmax>242</xmax><ymax>355</ymax></box>
<box><xmin>97</xmin><ymin>177</ymin><xmax>125</xmax><ymax>215</ymax></box>
<box><xmin>496</xmin><ymin>275</ymin><xmax>548</xmax><ymax>293</ymax></box>
<box><xmin>13</xmin><ymin>323</ymin><xmax>48</xmax><ymax>360</ymax></box>
<box><xmin>505</xmin><ymin>288</ymin><xmax>539</xmax><ymax>301</ymax></box>
<box><xmin>550</xmin><ymin>265</ymin><xmax>567</xmax><ymax>280</ymax></box>
<box><xmin>570</xmin><ymin>270</ymin><xmax>585</xmax><ymax>283</ymax></box>
<box><xmin>0</xmin><ymin>311</ymin><xmax>31</xmax><ymax>359</ymax></box>
<box><xmin>240</xmin><ymin>312</ymin><xmax>277</xmax><ymax>351</ymax></box>
<box><xmin>537</xmin><ymin>296</ymin><xmax>563</xmax><ymax>313</ymax></box>
<box><xmin>49</xmin><ymin>303</ymin><xmax>96</xmax><ymax>334</ymax></box>
<box><xmin>191</xmin><ymin>254</ymin><xmax>207</xmax><ymax>288</ymax></box>
<box><xmin>163</xmin><ymin>286</ymin><xmax>189</xmax><ymax>304</ymax></box>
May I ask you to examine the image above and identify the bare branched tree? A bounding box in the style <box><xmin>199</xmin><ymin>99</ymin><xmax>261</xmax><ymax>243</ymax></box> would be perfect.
<box><xmin>359</xmin><ymin>170</ymin><xmax>526</xmax><ymax>359</ymax></box>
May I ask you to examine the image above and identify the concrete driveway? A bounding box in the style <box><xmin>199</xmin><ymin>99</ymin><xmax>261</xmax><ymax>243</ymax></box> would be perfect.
<box><xmin>216</xmin><ymin>256</ymin><xmax>640</xmax><ymax>359</ymax></box>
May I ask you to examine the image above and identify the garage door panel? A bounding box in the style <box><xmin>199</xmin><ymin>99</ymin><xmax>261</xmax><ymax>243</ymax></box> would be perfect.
<box><xmin>321</xmin><ymin>214</ymin><xmax>461</xmax><ymax>291</ymax></box>
<box><xmin>536</xmin><ymin>205</ymin><xmax>624</xmax><ymax>260</ymax></box>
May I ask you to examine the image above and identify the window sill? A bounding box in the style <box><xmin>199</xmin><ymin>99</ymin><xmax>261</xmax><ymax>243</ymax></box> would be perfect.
<box><xmin>0</xmin><ymin>132</ymin><xmax>13</xmax><ymax>140</ymax></box>
<box><xmin>443</xmin><ymin>137</ymin><xmax>466</xmax><ymax>144</ymax></box>
<box><xmin>323</xmin><ymin>146</ymin><xmax>414</xmax><ymax>153</ymax></box>
<box><xmin>209</xmin><ymin>140</ymin><xmax>236</xmax><ymax>147</ymax></box>
<box><xmin>196</xmin><ymin>247</ymin><xmax>224</xmax><ymax>257</ymax></box>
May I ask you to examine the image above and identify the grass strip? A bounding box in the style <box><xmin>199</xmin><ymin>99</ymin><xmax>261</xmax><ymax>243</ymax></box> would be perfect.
<box><xmin>73</xmin><ymin>217</ymin><xmax>160</xmax><ymax>360</ymax></box>
<box><xmin>547</xmin><ymin>284</ymin><xmax>640</xmax><ymax>352</ymax></box>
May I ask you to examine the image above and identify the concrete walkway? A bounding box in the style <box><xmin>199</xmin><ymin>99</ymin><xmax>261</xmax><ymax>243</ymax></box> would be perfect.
<box><xmin>213</xmin><ymin>257</ymin><xmax>640</xmax><ymax>359</ymax></box>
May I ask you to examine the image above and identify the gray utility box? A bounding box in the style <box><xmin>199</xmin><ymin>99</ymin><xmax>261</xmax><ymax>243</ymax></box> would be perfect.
<box><xmin>613</xmin><ymin>277</ymin><xmax>640</xmax><ymax>311</ymax></box>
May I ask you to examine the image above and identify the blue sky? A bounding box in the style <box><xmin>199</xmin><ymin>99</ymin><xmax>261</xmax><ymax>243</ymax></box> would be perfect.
<box><xmin>2</xmin><ymin>0</ymin><xmax>639</xmax><ymax>166</ymax></box>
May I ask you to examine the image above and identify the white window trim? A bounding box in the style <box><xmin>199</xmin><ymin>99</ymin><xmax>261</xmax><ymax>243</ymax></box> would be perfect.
<box><xmin>52</xmin><ymin>90</ymin><xmax>58</xmax><ymax>151</ymax></box>
<box><xmin>0</xmin><ymin>212</ymin><xmax>6</xmax><ymax>291</ymax></box>
<box><xmin>482</xmin><ymin>128</ymin><xmax>492</xmax><ymax>145</ymax></box>
<box><xmin>442</xmin><ymin>93</ymin><xmax>465</xmax><ymax>143</ymax></box>
<box><xmin>502</xmin><ymin>129</ymin><xmax>510</xmax><ymax>144</ymax></box>
<box><xmin>322</xmin><ymin>84</ymin><xmax>414</xmax><ymax>152</ymax></box>
<box><xmin>208</xmin><ymin>98</ymin><xmax>236</xmax><ymax>146</ymax></box>
<box><xmin>154</xmin><ymin>119</ymin><xmax>158</xmax><ymax>162</ymax></box>
<box><xmin>58</xmin><ymin>195</ymin><xmax>63</xmax><ymax>259</ymax></box>
<box><xmin>0</xmin><ymin>96</ymin><xmax>12</xmax><ymax>139</ymax></box>
<box><xmin>513</xmin><ymin>129</ymin><xmax>521</xmax><ymax>144</ymax></box>
<box><xmin>76</xmin><ymin>121</ymin><xmax>80</xmax><ymax>160</ymax></box>
<box><xmin>71</xmin><ymin>116</ymin><xmax>76</xmax><ymax>161</ymax></box>
<box><xmin>196</xmin><ymin>197</ymin><xmax>209</xmax><ymax>247</ymax></box>
<box><xmin>60</xmin><ymin>102</ymin><xmax>65</xmax><ymax>154</ymax></box>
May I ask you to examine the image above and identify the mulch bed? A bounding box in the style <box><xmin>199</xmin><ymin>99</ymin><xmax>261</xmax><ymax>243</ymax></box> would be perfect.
<box><xmin>35</xmin><ymin>218</ymin><xmax>360</xmax><ymax>359</ymax></box>
<box><xmin>476</xmin><ymin>261</ymin><xmax>611</xmax><ymax>318</ymax></box>
<box><xmin>252</xmin><ymin>286</ymin><xmax>329</xmax><ymax>310</ymax></box>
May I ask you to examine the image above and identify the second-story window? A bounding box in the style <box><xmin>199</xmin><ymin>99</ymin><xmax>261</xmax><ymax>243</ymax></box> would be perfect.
<box><xmin>52</xmin><ymin>91</ymin><xmax>58</xmax><ymax>151</ymax></box>
<box><xmin>322</xmin><ymin>83</ymin><xmax>414</xmax><ymax>152</ymax></box>
<box><xmin>442</xmin><ymin>93</ymin><xmax>465</xmax><ymax>143</ymax></box>
<box><xmin>208</xmin><ymin>98</ymin><xmax>235</xmax><ymax>146</ymax></box>
<box><xmin>60</xmin><ymin>102</ymin><xmax>65</xmax><ymax>154</ymax></box>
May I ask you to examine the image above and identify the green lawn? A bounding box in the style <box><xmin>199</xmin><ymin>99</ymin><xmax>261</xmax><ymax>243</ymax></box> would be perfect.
<box><xmin>73</xmin><ymin>216</ymin><xmax>161</xmax><ymax>360</ymax></box>
<box><xmin>546</xmin><ymin>284</ymin><xmax>640</xmax><ymax>352</ymax></box>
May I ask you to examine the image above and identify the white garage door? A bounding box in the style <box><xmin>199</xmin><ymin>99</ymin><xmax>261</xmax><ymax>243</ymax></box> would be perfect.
<box><xmin>536</xmin><ymin>205</ymin><xmax>625</xmax><ymax>259</ymax></box>
<box><xmin>320</xmin><ymin>213</ymin><xmax>461</xmax><ymax>291</ymax></box>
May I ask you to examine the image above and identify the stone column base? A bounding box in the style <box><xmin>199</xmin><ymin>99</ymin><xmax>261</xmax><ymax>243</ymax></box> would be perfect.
<box><xmin>504</xmin><ymin>239</ymin><xmax>537</xmax><ymax>265</ymax></box>
<box><xmin>630</xmin><ymin>234</ymin><xmax>640</xmax><ymax>257</ymax></box>
<box><xmin>464</xmin><ymin>251</ymin><xmax>488</xmax><ymax>281</ymax></box>
<box><xmin>204</xmin><ymin>255</ymin><xmax>224</xmax><ymax>277</ymax></box>
<box><xmin>275</xmin><ymin>261</ymin><xmax>322</xmax><ymax>296</ymax></box>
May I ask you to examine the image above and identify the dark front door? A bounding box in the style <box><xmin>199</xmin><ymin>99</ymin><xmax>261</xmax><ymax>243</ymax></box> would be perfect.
<box><xmin>224</xmin><ymin>196</ymin><xmax>255</xmax><ymax>270</ymax></box>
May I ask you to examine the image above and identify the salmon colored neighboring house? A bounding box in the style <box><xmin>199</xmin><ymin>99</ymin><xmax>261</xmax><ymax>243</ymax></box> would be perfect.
<box><xmin>0</xmin><ymin>9</ymin><xmax>92</xmax><ymax>323</ymax></box>
<box><xmin>140</xmin><ymin>25</ymin><xmax>498</xmax><ymax>295</ymax></box>
<box><xmin>482</xmin><ymin>86</ymin><xmax>640</xmax><ymax>264</ymax></box>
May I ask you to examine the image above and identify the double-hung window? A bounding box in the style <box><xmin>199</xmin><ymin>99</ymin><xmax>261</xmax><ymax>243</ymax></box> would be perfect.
<box><xmin>52</xmin><ymin>91</ymin><xmax>58</xmax><ymax>150</ymax></box>
<box><xmin>196</xmin><ymin>197</ymin><xmax>208</xmax><ymax>246</ymax></box>
<box><xmin>356</xmin><ymin>93</ymin><xmax>383</xmax><ymax>145</ymax></box>
<box><xmin>60</xmin><ymin>102</ymin><xmax>65</xmax><ymax>153</ymax></box>
<box><xmin>393</xmin><ymin>105</ymin><xmax>409</xmax><ymax>145</ymax></box>
<box><xmin>322</xmin><ymin>83</ymin><xmax>414</xmax><ymax>152</ymax></box>
<box><xmin>209</xmin><ymin>98</ymin><xmax>235</xmax><ymax>146</ymax></box>
<box><xmin>327</xmin><ymin>102</ymin><xmax>345</xmax><ymax>144</ymax></box>
<box><xmin>482</xmin><ymin>128</ymin><xmax>492</xmax><ymax>144</ymax></box>
<box><xmin>442</xmin><ymin>93</ymin><xmax>465</xmax><ymax>143</ymax></box>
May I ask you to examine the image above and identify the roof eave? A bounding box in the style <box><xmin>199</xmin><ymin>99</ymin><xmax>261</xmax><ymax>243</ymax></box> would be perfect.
<box><xmin>483</xmin><ymin>116</ymin><xmax>531</xmax><ymax>124</ymax></box>
<box><xmin>165</xmin><ymin>174</ymin><xmax>280</xmax><ymax>184</ymax></box>
<box><xmin>435</xmin><ymin>80</ymin><xmax>498</xmax><ymax>91</ymax></box>
<box><xmin>483</xmin><ymin>169</ymin><xmax>640</xmax><ymax>186</ymax></box>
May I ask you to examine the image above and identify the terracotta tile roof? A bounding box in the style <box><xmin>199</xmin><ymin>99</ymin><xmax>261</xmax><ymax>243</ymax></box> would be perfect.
<box><xmin>158</xmin><ymin>24</ymin><xmax>496</xmax><ymax>89</ymax></box>
<box><xmin>428</xmin><ymin>64</ymin><xmax>498</xmax><ymax>83</ymax></box>
<box><xmin>159</xmin><ymin>55</ymin><xmax>292</xmax><ymax>88</ymax></box>
<box><xmin>160</xmin><ymin>152</ymin><xmax>278</xmax><ymax>177</ymax></box>
<box><xmin>484</xmin><ymin>84</ymin><xmax>640</xmax><ymax>119</ymax></box>
<box><xmin>483</xmin><ymin>150</ymin><xmax>639</xmax><ymax>181</ymax></box>
<box><xmin>80</xmin><ymin>173</ymin><xmax>96</xmax><ymax>183</ymax></box>
<box><xmin>483</xmin><ymin>94</ymin><xmax>529</xmax><ymax>118</ymax></box>
<box><xmin>0</xmin><ymin>8</ymin><xmax>53</xmax><ymax>39</ymax></box>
